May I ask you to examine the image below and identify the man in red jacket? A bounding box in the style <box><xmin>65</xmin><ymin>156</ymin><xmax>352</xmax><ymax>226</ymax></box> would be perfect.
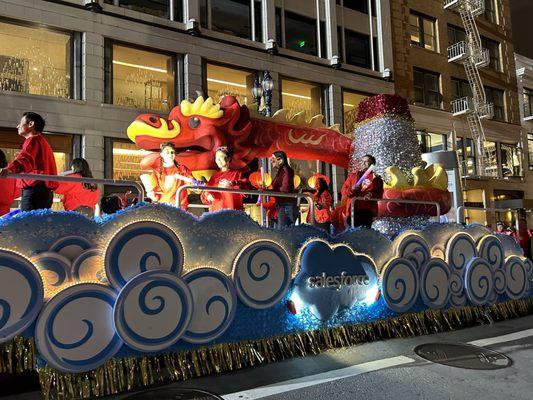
<box><xmin>0</xmin><ymin>112</ymin><xmax>58</xmax><ymax>211</ymax></box>
<box><xmin>341</xmin><ymin>154</ymin><xmax>383</xmax><ymax>228</ymax></box>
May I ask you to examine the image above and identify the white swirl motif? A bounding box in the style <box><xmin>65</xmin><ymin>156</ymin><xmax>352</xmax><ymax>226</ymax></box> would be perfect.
<box><xmin>504</xmin><ymin>256</ymin><xmax>528</xmax><ymax>300</ymax></box>
<box><xmin>232</xmin><ymin>241</ymin><xmax>291</xmax><ymax>309</ymax></box>
<box><xmin>395</xmin><ymin>234</ymin><xmax>430</xmax><ymax>271</ymax></box>
<box><xmin>0</xmin><ymin>250</ymin><xmax>44</xmax><ymax>343</ymax></box>
<box><xmin>113</xmin><ymin>270</ymin><xmax>192</xmax><ymax>352</ymax></box>
<box><xmin>35</xmin><ymin>283</ymin><xmax>123</xmax><ymax>373</ymax></box>
<box><xmin>445</xmin><ymin>233</ymin><xmax>477</xmax><ymax>275</ymax></box>
<box><xmin>72</xmin><ymin>249</ymin><xmax>105</xmax><ymax>283</ymax></box>
<box><xmin>449</xmin><ymin>293</ymin><xmax>467</xmax><ymax>307</ymax></box>
<box><xmin>288</xmin><ymin>129</ymin><xmax>326</xmax><ymax>145</ymax></box>
<box><xmin>464</xmin><ymin>257</ymin><xmax>494</xmax><ymax>306</ymax></box>
<box><xmin>105</xmin><ymin>221</ymin><xmax>184</xmax><ymax>289</ymax></box>
<box><xmin>49</xmin><ymin>236</ymin><xmax>93</xmax><ymax>262</ymax></box>
<box><xmin>32</xmin><ymin>252</ymin><xmax>71</xmax><ymax>297</ymax></box>
<box><xmin>182</xmin><ymin>268</ymin><xmax>237</xmax><ymax>344</ymax></box>
<box><xmin>419</xmin><ymin>258</ymin><xmax>451</xmax><ymax>309</ymax></box>
<box><xmin>493</xmin><ymin>269</ymin><xmax>506</xmax><ymax>294</ymax></box>
<box><xmin>477</xmin><ymin>235</ymin><xmax>504</xmax><ymax>271</ymax></box>
<box><xmin>449</xmin><ymin>272</ymin><xmax>464</xmax><ymax>295</ymax></box>
<box><xmin>381</xmin><ymin>258</ymin><xmax>419</xmax><ymax>313</ymax></box>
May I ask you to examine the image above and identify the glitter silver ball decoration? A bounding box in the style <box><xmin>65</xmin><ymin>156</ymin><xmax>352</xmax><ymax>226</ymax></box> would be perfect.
<box><xmin>372</xmin><ymin>215</ymin><xmax>432</xmax><ymax>238</ymax></box>
<box><xmin>350</xmin><ymin>117</ymin><xmax>423</xmax><ymax>183</ymax></box>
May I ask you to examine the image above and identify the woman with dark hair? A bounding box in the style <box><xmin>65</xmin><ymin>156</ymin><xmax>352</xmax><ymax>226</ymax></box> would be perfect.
<box><xmin>0</xmin><ymin>149</ymin><xmax>19</xmax><ymax>216</ymax></box>
<box><xmin>55</xmin><ymin>158</ymin><xmax>100</xmax><ymax>217</ymax></box>
<box><xmin>201</xmin><ymin>147</ymin><xmax>247</xmax><ymax>211</ymax></box>
<box><xmin>271</xmin><ymin>150</ymin><xmax>297</xmax><ymax>227</ymax></box>
<box><xmin>144</xmin><ymin>142</ymin><xmax>195</xmax><ymax>209</ymax></box>
<box><xmin>306</xmin><ymin>174</ymin><xmax>332</xmax><ymax>232</ymax></box>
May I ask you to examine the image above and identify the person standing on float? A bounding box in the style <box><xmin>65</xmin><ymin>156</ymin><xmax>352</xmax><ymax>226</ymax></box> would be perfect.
<box><xmin>0</xmin><ymin>149</ymin><xmax>19</xmax><ymax>216</ymax></box>
<box><xmin>145</xmin><ymin>142</ymin><xmax>195</xmax><ymax>210</ymax></box>
<box><xmin>54</xmin><ymin>158</ymin><xmax>100</xmax><ymax>218</ymax></box>
<box><xmin>306</xmin><ymin>174</ymin><xmax>332</xmax><ymax>232</ymax></box>
<box><xmin>201</xmin><ymin>147</ymin><xmax>247</xmax><ymax>212</ymax></box>
<box><xmin>341</xmin><ymin>154</ymin><xmax>383</xmax><ymax>228</ymax></box>
<box><xmin>271</xmin><ymin>150</ymin><xmax>297</xmax><ymax>227</ymax></box>
<box><xmin>0</xmin><ymin>112</ymin><xmax>57</xmax><ymax>211</ymax></box>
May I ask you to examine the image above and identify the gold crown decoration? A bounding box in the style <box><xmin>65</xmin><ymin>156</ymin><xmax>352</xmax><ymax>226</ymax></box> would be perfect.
<box><xmin>384</xmin><ymin>163</ymin><xmax>448</xmax><ymax>191</ymax></box>
<box><xmin>180</xmin><ymin>96</ymin><xmax>224</xmax><ymax>119</ymax></box>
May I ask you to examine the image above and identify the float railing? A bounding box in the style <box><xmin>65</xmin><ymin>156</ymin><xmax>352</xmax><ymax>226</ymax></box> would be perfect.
<box><xmin>455</xmin><ymin>206</ymin><xmax>533</xmax><ymax>231</ymax></box>
<box><xmin>1</xmin><ymin>173</ymin><xmax>145</xmax><ymax>201</ymax></box>
<box><xmin>176</xmin><ymin>185</ymin><xmax>315</xmax><ymax>226</ymax></box>
<box><xmin>349</xmin><ymin>197</ymin><xmax>441</xmax><ymax>227</ymax></box>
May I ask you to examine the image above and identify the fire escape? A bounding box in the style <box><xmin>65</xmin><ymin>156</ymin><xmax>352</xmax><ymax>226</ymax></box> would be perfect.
<box><xmin>445</xmin><ymin>0</ymin><xmax>495</xmax><ymax>177</ymax></box>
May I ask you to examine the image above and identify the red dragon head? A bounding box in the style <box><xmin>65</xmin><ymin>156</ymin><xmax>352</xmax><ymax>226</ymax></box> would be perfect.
<box><xmin>127</xmin><ymin>96</ymin><xmax>253</xmax><ymax>174</ymax></box>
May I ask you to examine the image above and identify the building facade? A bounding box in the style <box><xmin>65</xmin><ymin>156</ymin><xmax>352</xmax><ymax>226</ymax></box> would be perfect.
<box><xmin>0</xmin><ymin>0</ymin><xmax>395</xmax><ymax>209</ymax></box>
<box><xmin>390</xmin><ymin>0</ymin><xmax>532</xmax><ymax>227</ymax></box>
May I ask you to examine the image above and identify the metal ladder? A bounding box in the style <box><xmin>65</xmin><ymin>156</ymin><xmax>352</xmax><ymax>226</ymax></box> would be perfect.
<box><xmin>445</xmin><ymin>0</ymin><xmax>493</xmax><ymax>177</ymax></box>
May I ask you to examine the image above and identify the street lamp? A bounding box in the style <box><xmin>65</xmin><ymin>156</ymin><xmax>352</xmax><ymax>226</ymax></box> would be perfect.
<box><xmin>252</xmin><ymin>71</ymin><xmax>273</xmax><ymax>117</ymax></box>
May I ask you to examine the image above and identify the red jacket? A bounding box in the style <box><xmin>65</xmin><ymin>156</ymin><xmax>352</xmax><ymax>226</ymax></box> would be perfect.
<box><xmin>0</xmin><ymin>179</ymin><xmax>19</xmax><ymax>216</ymax></box>
<box><xmin>341</xmin><ymin>170</ymin><xmax>384</xmax><ymax>217</ymax></box>
<box><xmin>272</xmin><ymin>164</ymin><xmax>296</xmax><ymax>204</ymax></box>
<box><xmin>201</xmin><ymin>169</ymin><xmax>247</xmax><ymax>211</ymax></box>
<box><xmin>55</xmin><ymin>173</ymin><xmax>100</xmax><ymax>211</ymax></box>
<box><xmin>7</xmin><ymin>133</ymin><xmax>58</xmax><ymax>189</ymax></box>
<box><xmin>307</xmin><ymin>190</ymin><xmax>332</xmax><ymax>223</ymax></box>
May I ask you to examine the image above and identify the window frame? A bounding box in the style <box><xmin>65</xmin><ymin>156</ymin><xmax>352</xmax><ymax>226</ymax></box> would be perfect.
<box><xmin>409</xmin><ymin>11</ymin><xmax>437</xmax><ymax>52</ymax></box>
<box><xmin>0</xmin><ymin>17</ymin><xmax>81</xmax><ymax>100</ymax></box>
<box><xmin>527</xmin><ymin>132</ymin><xmax>533</xmax><ymax>171</ymax></box>
<box><xmin>200</xmin><ymin>0</ymin><xmax>262</xmax><ymax>42</ymax></box>
<box><xmin>523</xmin><ymin>88</ymin><xmax>533</xmax><ymax>118</ymax></box>
<box><xmin>499</xmin><ymin>142</ymin><xmax>523</xmax><ymax>178</ymax></box>
<box><xmin>413</xmin><ymin>67</ymin><xmax>442</xmax><ymax>109</ymax></box>
<box><xmin>483</xmin><ymin>0</ymin><xmax>498</xmax><ymax>24</ymax></box>
<box><xmin>451</xmin><ymin>77</ymin><xmax>472</xmax><ymax>100</ymax></box>
<box><xmin>484</xmin><ymin>86</ymin><xmax>506</xmax><ymax>122</ymax></box>
<box><xmin>447</xmin><ymin>24</ymin><xmax>465</xmax><ymax>48</ymax></box>
<box><xmin>103</xmin><ymin>0</ymin><xmax>184</xmax><ymax>22</ymax></box>
<box><xmin>481</xmin><ymin>36</ymin><xmax>501</xmax><ymax>72</ymax></box>
<box><xmin>103</xmin><ymin>39</ymin><xmax>180</xmax><ymax>111</ymax></box>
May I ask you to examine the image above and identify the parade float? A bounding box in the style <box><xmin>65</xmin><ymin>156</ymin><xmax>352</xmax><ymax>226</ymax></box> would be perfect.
<box><xmin>0</xmin><ymin>95</ymin><xmax>531</xmax><ymax>399</ymax></box>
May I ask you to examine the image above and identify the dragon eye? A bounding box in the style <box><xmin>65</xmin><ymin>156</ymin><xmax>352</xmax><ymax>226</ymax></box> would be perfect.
<box><xmin>149</xmin><ymin>116</ymin><xmax>157</xmax><ymax>123</ymax></box>
<box><xmin>189</xmin><ymin>116</ymin><xmax>201</xmax><ymax>129</ymax></box>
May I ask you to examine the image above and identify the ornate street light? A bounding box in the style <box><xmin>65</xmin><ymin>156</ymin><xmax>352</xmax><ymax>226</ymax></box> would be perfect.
<box><xmin>251</xmin><ymin>71</ymin><xmax>273</xmax><ymax>117</ymax></box>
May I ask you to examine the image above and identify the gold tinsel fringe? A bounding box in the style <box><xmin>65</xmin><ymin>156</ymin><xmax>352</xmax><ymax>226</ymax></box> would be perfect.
<box><xmin>9</xmin><ymin>297</ymin><xmax>532</xmax><ymax>399</ymax></box>
<box><xmin>0</xmin><ymin>336</ymin><xmax>36</xmax><ymax>374</ymax></box>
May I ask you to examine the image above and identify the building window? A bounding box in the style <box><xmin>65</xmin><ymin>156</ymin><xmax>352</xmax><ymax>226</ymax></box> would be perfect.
<box><xmin>280</xmin><ymin>79</ymin><xmax>323</xmax><ymax>182</ymax></box>
<box><xmin>417</xmin><ymin>131</ymin><xmax>447</xmax><ymax>153</ymax></box>
<box><xmin>483</xmin><ymin>140</ymin><xmax>498</xmax><ymax>177</ymax></box>
<box><xmin>500</xmin><ymin>143</ymin><xmax>523</xmax><ymax>177</ymax></box>
<box><xmin>483</xmin><ymin>0</ymin><xmax>498</xmax><ymax>24</ymax></box>
<box><xmin>484</xmin><ymin>86</ymin><xmax>505</xmax><ymax>121</ymax></box>
<box><xmin>0</xmin><ymin>20</ymin><xmax>79</xmax><ymax>99</ymax></box>
<box><xmin>413</xmin><ymin>68</ymin><xmax>441</xmax><ymax>108</ymax></box>
<box><xmin>343</xmin><ymin>90</ymin><xmax>368</xmax><ymax>136</ymax></box>
<box><xmin>481</xmin><ymin>37</ymin><xmax>501</xmax><ymax>71</ymax></box>
<box><xmin>283</xmin><ymin>11</ymin><xmax>320</xmax><ymax>57</ymax></box>
<box><xmin>456</xmin><ymin>136</ymin><xmax>477</xmax><ymax>176</ymax></box>
<box><xmin>103</xmin><ymin>0</ymin><xmax>183</xmax><ymax>21</ymax></box>
<box><xmin>337</xmin><ymin>0</ymin><xmax>376</xmax><ymax>15</ymax></box>
<box><xmin>105</xmin><ymin>43</ymin><xmax>176</xmax><ymax>112</ymax></box>
<box><xmin>527</xmin><ymin>133</ymin><xmax>533</xmax><ymax>170</ymax></box>
<box><xmin>451</xmin><ymin>77</ymin><xmax>472</xmax><ymax>100</ymax></box>
<box><xmin>447</xmin><ymin>24</ymin><xmax>465</xmax><ymax>47</ymax></box>
<box><xmin>344</xmin><ymin>30</ymin><xmax>372</xmax><ymax>69</ymax></box>
<box><xmin>206</xmin><ymin>63</ymin><xmax>255</xmax><ymax>106</ymax></box>
<box><xmin>209</xmin><ymin>0</ymin><xmax>262</xmax><ymax>41</ymax></box>
<box><xmin>523</xmin><ymin>88</ymin><xmax>533</xmax><ymax>118</ymax></box>
<box><xmin>105</xmin><ymin>138</ymin><xmax>149</xmax><ymax>182</ymax></box>
<box><xmin>409</xmin><ymin>12</ymin><xmax>437</xmax><ymax>51</ymax></box>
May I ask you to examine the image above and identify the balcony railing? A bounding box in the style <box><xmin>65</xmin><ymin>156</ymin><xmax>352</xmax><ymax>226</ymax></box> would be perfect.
<box><xmin>469</xmin><ymin>0</ymin><xmax>485</xmax><ymax>17</ymax></box>
<box><xmin>447</xmin><ymin>41</ymin><xmax>468</xmax><ymax>63</ymax></box>
<box><xmin>474</xmin><ymin>48</ymin><xmax>490</xmax><ymax>68</ymax></box>
<box><xmin>477</xmin><ymin>103</ymin><xmax>494</xmax><ymax>119</ymax></box>
<box><xmin>444</xmin><ymin>0</ymin><xmax>460</xmax><ymax>10</ymax></box>
<box><xmin>451</xmin><ymin>97</ymin><xmax>472</xmax><ymax>116</ymax></box>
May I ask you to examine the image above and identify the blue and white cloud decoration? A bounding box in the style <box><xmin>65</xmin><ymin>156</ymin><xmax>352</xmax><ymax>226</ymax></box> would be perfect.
<box><xmin>293</xmin><ymin>239</ymin><xmax>379</xmax><ymax>321</ymax></box>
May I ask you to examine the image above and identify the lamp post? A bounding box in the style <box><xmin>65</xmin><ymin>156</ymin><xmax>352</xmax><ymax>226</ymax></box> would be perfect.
<box><xmin>252</xmin><ymin>71</ymin><xmax>273</xmax><ymax>117</ymax></box>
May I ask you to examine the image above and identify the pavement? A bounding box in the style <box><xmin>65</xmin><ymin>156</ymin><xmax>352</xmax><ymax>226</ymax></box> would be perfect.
<box><xmin>4</xmin><ymin>315</ymin><xmax>533</xmax><ymax>399</ymax></box>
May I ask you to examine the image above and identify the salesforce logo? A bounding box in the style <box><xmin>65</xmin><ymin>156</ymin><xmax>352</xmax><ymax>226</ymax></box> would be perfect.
<box><xmin>307</xmin><ymin>271</ymin><xmax>370</xmax><ymax>290</ymax></box>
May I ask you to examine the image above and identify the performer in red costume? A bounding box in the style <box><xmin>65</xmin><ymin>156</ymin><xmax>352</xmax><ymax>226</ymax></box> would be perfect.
<box><xmin>202</xmin><ymin>147</ymin><xmax>247</xmax><ymax>212</ymax></box>
<box><xmin>0</xmin><ymin>112</ymin><xmax>57</xmax><ymax>211</ymax></box>
<box><xmin>306</xmin><ymin>174</ymin><xmax>332</xmax><ymax>232</ymax></box>
<box><xmin>0</xmin><ymin>150</ymin><xmax>19</xmax><ymax>216</ymax></box>
<box><xmin>340</xmin><ymin>154</ymin><xmax>383</xmax><ymax>229</ymax></box>
<box><xmin>55</xmin><ymin>158</ymin><xmax>100</xmax><ymax>218</ymax></box>
<box><xmin>144</xmin><ymin>142</ymin><xmax>195</xmax><ymax>210</ymax></box>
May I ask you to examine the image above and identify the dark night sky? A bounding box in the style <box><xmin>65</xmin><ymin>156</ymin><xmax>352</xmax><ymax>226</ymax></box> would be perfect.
<box><xmin>510</xmin><ymin>0</ymin><xmax>533</xmax><ymax>59</ymax></box>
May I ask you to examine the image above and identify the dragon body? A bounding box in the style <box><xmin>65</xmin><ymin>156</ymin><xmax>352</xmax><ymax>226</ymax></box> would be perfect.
<box><xmin>127</xmin><ymin>94</ymin><xmax>451</xmax><ymax>218</ymax></box>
